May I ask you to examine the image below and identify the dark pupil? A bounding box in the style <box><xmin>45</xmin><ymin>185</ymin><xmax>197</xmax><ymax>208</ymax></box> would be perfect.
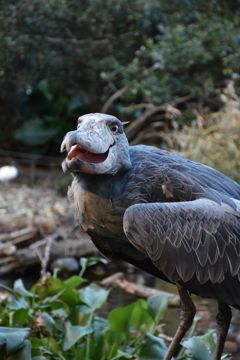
<box><xmin>112</xmin><ymin>125</ymin><xmax>117</xmax><ymax>132</ymax></box>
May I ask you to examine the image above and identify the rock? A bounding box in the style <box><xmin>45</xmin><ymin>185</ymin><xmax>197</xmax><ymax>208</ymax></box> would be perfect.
<box><xmin>49</xmin><ymin>257</ymin><xmax>80</xmax><ymax>272</ymax></box>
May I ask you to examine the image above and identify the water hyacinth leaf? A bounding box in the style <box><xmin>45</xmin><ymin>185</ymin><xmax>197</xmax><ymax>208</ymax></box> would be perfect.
<box><xmin>57</xmin><ymin>288</ymin><xmax>82</xmax><ymax>307</ymax></box>
<box><xmin>31</xmin><ymin>338</ymin><xmax>44</xmax><ymax>348</ymax></box>
<box><xmin>117</xmin><ymin>348</ymin><xmax>136</xmax><ymax>359</ymax></box>
<box><xmin>47</xmin><ymin>300</ymin><xmax>69</xmax><ymax>314</ymax></box>
<box><xmin>7</xmin><ymin>339</ymin><xmax>31</xmax><ymax>360</ymax></box>
<box><xmin>131</xmin><ymin>304</ymin><xmax>155</xmax><ymax>332</ymax></box>
<box><xmin>64</xmin><ymin>275</ymin><xmax>85</xmax><ymax>288</ymax></box>
<box><xmin>137</xmin><ymin>298</ymin><xmax>148</xmax><ymax>309</ymax></box>
<box><xmin>80</xmin><ymin>257</ymin><xmax>108</xmax><ymax>269</ymax></box>
<box><xmin>80</xmin><ymin>285</ymin><xmax>110</xmax><ymax>311</ymax></box>
<box><xmin>63</xmin><ymin>323</ymin><xmax>93</xmax><ymax>350</ymax></box>
<box><xmin>79</xmin><ymin>257</ymin><xmax>108</xmax><ymax>277</ymax></box>
<box><xmin>12</xmin><ymin>308</ymin><xmax>29</xmax><ymax>326</ymax></box>
<box><xmin>97</xmin><ymin>330</ymin><xmax>123</xmax><ymax>359</ymax></box>
<box><xmin>33</xmin><ymin>275</ymin><xmax>81</xmax><ymax>302</ymax></box>
<box><xmin>34</xmin><ymin>276</ymin><xmax>68</xmax><ymax>298</ymax></box>
<box><xmin>68</xmin><ymin>305</ymin><xmax>92</xmax><ymax>326</ymax></box>
<box><xmin>42</xmin><ymin>337</ymin><xmax>60</xmax><ymax>355</ymax></box>
<box><xmin>13</xmin><ymin>279</ymin><xmax>38</xmax><ymax>298</ymax></box>
<box><xmin>74</xmin><ymin>347</ymin><xmax>85</xmax><ymax>359</ymax></box>
<box><xmin>0</xmin><ymin>327</ymin><xmax>30</xmax><ymax>352</ymax></box>
<box><xmin>108</xmin><ymin>303</ymin><xmax>136</xmax><ymax>334</ymax></box>
<box><xmin>92</xmin><ymin>316</ymin><xmax>109</xmax><ymax>341</ymax></box>
<box><xmin>147</xmin><ymin>294</ymin><xmax>168</xmax><ymax>323</ymax></box>
<box><xmin>182</xmin><ymin>331</ymin><xmax>216</xmax><ymax>360</ymax></box>
<box><xmin>0</xmin><ymin>284</ymin><xmax>17</xmax><ymax>297</ymax></box>
<box><xmin>138</xmin><ymin>333</ymin><xmax>167</xmax><ymax>360</ymax></box>
<box><xmin>7</xmin><ymin>297</ymin><xmax>29</xmax><ymax>310</ymax></box>
<box><xmin>41</xmin><ymin>312</ymin><xmax>55</xmax><ymax>333</ymax></box>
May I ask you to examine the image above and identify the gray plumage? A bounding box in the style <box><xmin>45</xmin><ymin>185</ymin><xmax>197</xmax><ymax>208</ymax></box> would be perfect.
<box><xmin>61</xmin><ymin>113</ymin><xmax>240</xmax><ymax>360</ymax></box>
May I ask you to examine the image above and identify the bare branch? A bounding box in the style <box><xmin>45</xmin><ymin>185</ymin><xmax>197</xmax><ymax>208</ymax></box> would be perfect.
<box><xmin>125</xmin><ymin>94</ymin><xmax>194</xmax><ymax>141</ymax></box>
<box><xmin>101</xmin><ymin>86</ymin><xmax>128</xmax><ymax>114</ymax></box>
<box><xmin>100</xmin><ymin>272</ymin><xmax>180</xmax><ymax>307</ymax></box>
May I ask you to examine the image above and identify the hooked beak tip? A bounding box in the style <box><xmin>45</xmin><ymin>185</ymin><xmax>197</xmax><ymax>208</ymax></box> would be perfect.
<box><xmin>60</xmin><ymin>131</ymin><xmax>76</xmax><ymax>153</ymax></box>
<box><xmin>60</xmin><ymin>138</ymin><xmax>67</xmax><ymax>153</ymax></box>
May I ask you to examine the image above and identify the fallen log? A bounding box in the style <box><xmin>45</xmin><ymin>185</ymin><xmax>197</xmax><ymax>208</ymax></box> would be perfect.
<box><xmin>0</xmin><ymin>226</ymin><xmax>38</xmax><ymax>244</ymax></box>
<box><xmin>100</xmin><ymin>272</ymin><xmax>180</xmax><ymax>307</ymax></box>
<box><xmin>0</xmin><ymin>235</ymin><xmax>97</xmax><ymax>275</ymax></box>
<box><xmin>0</xmin><ymin>215</ymin><xmax>56</xmax><ymax>238</ymax></box>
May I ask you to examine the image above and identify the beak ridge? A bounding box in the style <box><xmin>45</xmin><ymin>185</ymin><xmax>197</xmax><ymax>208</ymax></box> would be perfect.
<box><xmin>60</xmin><ymin>131</ymin><xmax>77</xmax><ymax>153</ymax></box>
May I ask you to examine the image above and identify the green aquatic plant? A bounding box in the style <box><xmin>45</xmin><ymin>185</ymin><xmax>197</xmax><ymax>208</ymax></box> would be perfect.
<box><xmin>0</xmin><ymin>257</ymin><xmax>226</xmax><ymax>359</ymax></box>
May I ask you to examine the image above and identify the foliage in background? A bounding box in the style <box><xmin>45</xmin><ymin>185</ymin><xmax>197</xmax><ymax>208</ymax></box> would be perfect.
<box><xmin>13</xmin><ymin>79</ymin><xmax>86</xmax><ymax>154</ymax></box>
<box><xmin>160</xmin><ymin>81</ymin><xmax>240</xmax><ymax>183</ymax></box>
<box><xmin>0</xmin><ymin>0</ymin><xmax>240</xmax><ymax>159</ymax></box>
<box><xmin>0</xmin><ymin>257</ymin><xmax>224</xmax><ymax>360</ymax></box>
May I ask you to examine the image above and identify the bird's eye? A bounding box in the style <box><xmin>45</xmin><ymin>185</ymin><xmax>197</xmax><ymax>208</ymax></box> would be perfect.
<box><xmin>111</xmin><ymin>125</ymin><xmax>118</xmax><ymax>133</ymax></box>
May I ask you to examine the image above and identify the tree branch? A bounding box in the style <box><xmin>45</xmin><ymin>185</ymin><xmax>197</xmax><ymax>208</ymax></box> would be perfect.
<box><xmin>125</xmin><ymin>94</ymin><xmax>194</xmax><ymax>141</ymax></box>
<box><xmin>101</xmin><ymin>86</ymin><xmax>128</xmax><ymax>114</ymax></box>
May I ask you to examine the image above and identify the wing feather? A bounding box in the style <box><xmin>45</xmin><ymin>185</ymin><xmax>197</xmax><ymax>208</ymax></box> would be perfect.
<box><xmin>123</xmin><ymin>198</ymin><xmax>240</xmax><ymax>285</ymax></box>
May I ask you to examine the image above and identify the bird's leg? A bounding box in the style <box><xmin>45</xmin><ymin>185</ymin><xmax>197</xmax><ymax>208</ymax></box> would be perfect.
<box><xmin>214</xmin><ymin>301</ymin><xmax>232</xmax><ymax>360</ymax></box>
<box><xmin>164</xmin><ymin>283</ymin><xmax>196</xmax><ymax>360</ymax></box>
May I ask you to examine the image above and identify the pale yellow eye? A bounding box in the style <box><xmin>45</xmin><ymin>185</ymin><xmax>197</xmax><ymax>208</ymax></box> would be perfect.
<box><xmin>111</xmin><ymin>125</ymin><xmax>118</xmax><ymax>133</ymax></box>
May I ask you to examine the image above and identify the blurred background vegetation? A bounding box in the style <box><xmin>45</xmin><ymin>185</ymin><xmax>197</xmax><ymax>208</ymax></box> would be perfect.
<box><xmin>0</xmin><ymin>0</ymin><xmax>240</xmax><ymax>181</ymax></box>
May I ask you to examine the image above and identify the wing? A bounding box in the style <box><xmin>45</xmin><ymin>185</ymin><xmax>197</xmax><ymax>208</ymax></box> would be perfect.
<box><xmin>128</xmin><ymin>146</ymin><xmax>240</xmax><ymax>210</ymax></box>
<box><xmin>123</xmin><ymin>198</ymin><xmax>240</xmax><ymax>285</ymax></box>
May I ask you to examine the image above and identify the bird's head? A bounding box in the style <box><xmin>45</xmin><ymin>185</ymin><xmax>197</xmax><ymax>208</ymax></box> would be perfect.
<box><xmin>61</xmin><ymin>113</ymin><xmax>131</xmax><ymax>175</ymax></box>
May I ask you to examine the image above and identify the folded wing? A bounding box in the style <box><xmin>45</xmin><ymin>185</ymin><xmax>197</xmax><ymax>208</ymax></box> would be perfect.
<box><xmin>123</xmin><ymin>199</ymin><xmax>240</xmax><ymax>285</ymax></box>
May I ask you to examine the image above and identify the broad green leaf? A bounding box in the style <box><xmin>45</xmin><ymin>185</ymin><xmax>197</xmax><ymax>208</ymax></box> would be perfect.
<box><xmin>138</xmin><ymin>333</ymin><xmax>167</xmax><ymax>360</ymax></box>
<box><xmin>42</xmin><ymin>337</ymin><xmax>60</xmax><ymax>355</ymax></box>
<box><xmin>34</xmin><ymin>276</ymin><xmax>82</xmax><ymax>306</ymax></box>
<box><xmin>79</xmin><ymin>257</ymin><xmax>108</xmax><ymax>278</ymax></box>
<box><xmin>7</xmin><ymin>298</ymin><xmax>29</xmax><ymax>310</ymax></box>
<box><xmin>74</xmin><ymin>347</ymin><xmax>85</xmax><ymax>359</ymax></box>
<box><xmin>0</xmin><ymin>327</ymin><xmax>30</xmax><ymax>352</ymax></box>
<box><xmin>95</xmin><ymin>329</ymin><xmax>123</xmax><ymax>359</ymax></box>
<box><xmin>64</xmin><ymin>275</ymin><xmax>85</xmax><ymax>288</ymax></box>
<box><xmin>182</xmin><ymin>331</ymin><xmax>216</xmax><ymax>360</ymax></box>
<box><xmin>63</xmin><ymin>323</ymin><xmax>93</xmax><ymax>350</ymax></box>
<box><xmin>68</xmin><ymin>305</ymin><xmax>92</xmax><ymax>326</ymax></box>
<box><xmin>32</xmin><ymin>357</ymin><xmax>48</xmax><ymax>360</ymax></box>
<box><xmin>46</xmin><ymin>299</ymin><xmax>69</xmax><ymax>313</ymax></box>
<box><xmin>30</xmin><ymin>338</ymin><xmax>44</xmax><ymax>348</ymax></box>
<box><xmin>80</xmin><ymin>285</ymin><xmax>110</xmax><ymax>311</ymax></box>
<box><xmin>147</xmin><ymin>294</ymin><xmax>168</xmax><ymax>323</ymax></box>
<box><xmin>0</xmin><ymin>284</ymin><xmax>18</xmax><ymax>297</ymax></box>
<box><xmin>117</xmin><ymin>348</ymin><xmax>136</xmax><ymax>359</ymax></box>
<box><xmin>41</xmin><ymin>312</ymin><xmax>55</xmax><ymax>333</ymax></box>
<box><xmin>54</xmin><ymin>286</ymin><xmax>82</xmax><ymax>307</ymax></box>
<box><xmin>34</xmin><ymin>276</ymin><xmax>68</xmax><ymax>298</ymax></box>
<box><xmin>50</xmin><ymin>306</ymin><xmax>68</xmax><ymax>321</ymax></box>
<box><xmin>92</xmin><ymin>316</ymin><xmax>109</xmax><ymax>341</ymax></box>
<box><xmin>7</xmin><ymin>339</ymin><xmax>31</xmax><ymax>360</ymax></box>
<box><xmin>108</xmin><ymin>303</ymin><xmax>136</xmax><ymax>334</ymax></box>
<box><xmin>13</xmin><ymin>279</ymin><xmax>38</xmax><ymax>298</ymax></box>
<box><xmin>12</xmin><ymin>308</ymin><xmax>29</xmax><ymax>326</ymax></box>
<box><xmin>137</xmin><ymin>298</ymin><xmax>148</xmax><ymax>309</ymax></box>
<box><xmin>131</xmin><ymin>303</ymin><xmax>155</xmax><ymax>332</ymax></box>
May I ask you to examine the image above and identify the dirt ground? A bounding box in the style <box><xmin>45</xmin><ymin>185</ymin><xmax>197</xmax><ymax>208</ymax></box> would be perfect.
<box><xmin>0</xmin><ymin>180</ymin><xmax>97</xmax><ymax>276</ymax></box>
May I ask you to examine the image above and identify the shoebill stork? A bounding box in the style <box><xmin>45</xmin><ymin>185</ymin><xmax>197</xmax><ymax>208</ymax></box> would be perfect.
<box><xmin>61</xmin><ymin>113</ymin><xmax>240</xmax><ymax>360</ymax></box>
